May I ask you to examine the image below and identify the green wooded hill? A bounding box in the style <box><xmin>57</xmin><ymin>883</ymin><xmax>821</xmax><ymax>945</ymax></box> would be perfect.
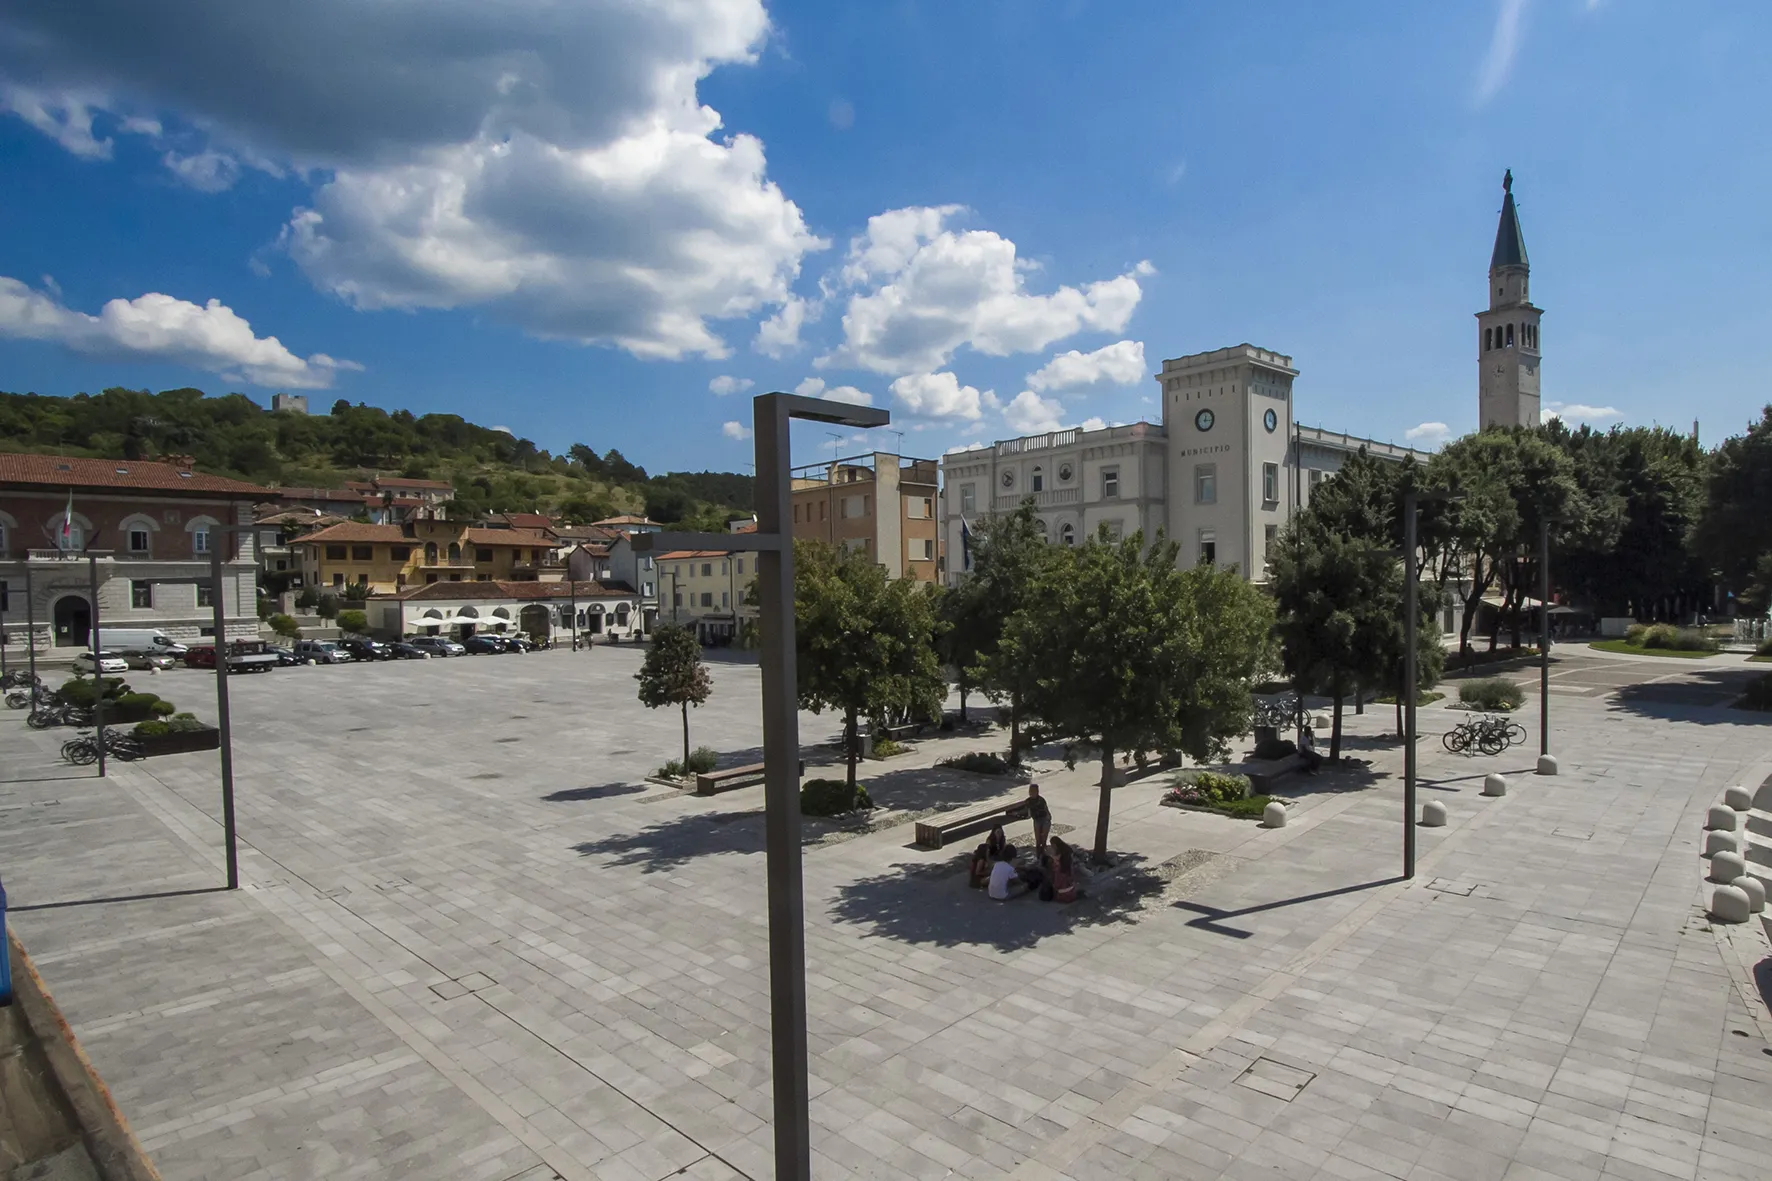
<box><xmin>0</xmin><ymin>386</ymin><xmax>753</xmax><ymax>528</ymax></box>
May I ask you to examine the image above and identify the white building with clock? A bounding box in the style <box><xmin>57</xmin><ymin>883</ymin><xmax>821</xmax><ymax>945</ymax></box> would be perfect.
<box><xmin>941</xmin><ymin>173</ymin><xmax>1536</xmax><ymax>585</ymax></box>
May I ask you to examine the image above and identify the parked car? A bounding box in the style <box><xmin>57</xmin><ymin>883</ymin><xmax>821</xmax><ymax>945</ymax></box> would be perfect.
<box><xmin>389</xmin><ymin>642</ymin><xmax>432</xmax><ymax>660</ymax></box>
<box><xmin>73</xmin><ymin>650</ymin><xmax>129</xmax><ymax>675</ymax></box>
<box><xmin>266</xmin><ymin>646</ymin><xmax>307</xmax><ymax>667</ymax></box>
<box><xmin>462</xmin><ymin>634</ymin><xmax>507</xmax><ymax>655</ymax></box>
<box><xmin>124</xmin><ymin>651</ymin><xmax>177</xmax><ymax>671</ymax></box>
<box><xmin>406</xmin><ymin>636</ymin><xmax>465</xmax><ymax>657</ymax></box>
<box><xmin>339</xmin><ymin>637</ymin><xmax>392</xmax><ymax>662</ymax></box>
<box><xmin>104</xmin><ymin>628</ymin><xmax>189</xmax><ymax>659</ymax></box>
<box><xmin>293</xmin><ymin>639</ymin><xmax>351</xmax><ymax>665</ymax></box>
<box><xmin>504</xmin><ymin>634</ymin><xmax>536</xmax><ymax>653</ymax></box>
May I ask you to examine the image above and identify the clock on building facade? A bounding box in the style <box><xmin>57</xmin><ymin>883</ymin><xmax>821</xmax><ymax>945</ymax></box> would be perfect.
<box><xmin>1195</xmin><ymin>408</ymin><xmax>1215</xmax><ymax>432</ymax></box>
<box><xmin>1264</xmin><ymin>408</ymin><xmax>1278</xmax><ymax>432</ymax></box>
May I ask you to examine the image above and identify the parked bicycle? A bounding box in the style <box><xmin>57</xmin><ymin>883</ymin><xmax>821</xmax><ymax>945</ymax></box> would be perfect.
<box><xmin>26</xmin><ymin>695</ymin><xmax>94</xmax><ymax>730</ymax></box>
<box><xmin>60</xmin><ymin>729</ymin><xmax>145</xmax><ymax>766</ymax></box>
<box><xmin>1442</xmin><ymin>714</ymin><xmax>1528</xmax><ymax>756</ymax></box>
<box><xmin>4</xmin><ymin>686</ymin><xmax>35</xmax><ymax>710</ymax></box>
<box><xmin>1</xmin><ymin>668</ymin><xmax>42</xmax><ymax>690</ymax></box>
<box><xmin>1253</xmin><ymin>696</ymin><xmax>1300</xmax><ymax>729</ymax></box>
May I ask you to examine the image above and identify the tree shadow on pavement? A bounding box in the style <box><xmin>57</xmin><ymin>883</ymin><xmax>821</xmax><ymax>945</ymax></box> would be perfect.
<box><xmin>1271</xmin><ymin>760</ymin><xmax>1385</xmax><ymax>801</ymax></box>
<box><xmin>826</xmin><ymin>852</ymin><xmax>1161</xmax><ymax>952</ymax></box>
<box><xmin>573</xmin><ymin>808</ymin><xmax>765</xmax><ymax>872</ymax></box>
<box><xmin>543</xmin><ymin>782</ymin><xmax>650</xmax><ymax>802</ymax></box>
<box><xmin>1609</xmin><ymin>668</ymin><xmax>1771</xmax><ymax>725</ymax></box>
<box><xmin>860</xmin><ymin>765</ymin><xmax>1028</xmax><ymax>815</ymax></box>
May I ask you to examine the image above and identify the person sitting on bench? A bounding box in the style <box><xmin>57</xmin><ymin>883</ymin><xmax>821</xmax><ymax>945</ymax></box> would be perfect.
<box><xmin>1047</xmin><ymin>837</ymin><xmax>1078</xmax><ymax>903</ymax></box>
<box><xmin>987</xmin><ymin>852</ymin><xmax>1026</xmax><ymax>900</ymax></box>
<box><xmin>1299</xmin><ymin>724</ymin><xmax>1322</xmax><ymax>774</ymax></box>
<box><xmin>969</xmin><ymin>825</ymin><xmax>1017</xmax><ymax>888</ymax></box>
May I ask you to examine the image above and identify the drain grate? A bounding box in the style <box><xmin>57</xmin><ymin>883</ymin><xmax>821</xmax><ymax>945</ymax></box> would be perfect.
<box><xmin>1236</xmin><ymin>1057</ymin><xmax>1315</xmax><ymax>1102</ymax></box>
<box><xmin>1425</xmin><ymin>878</ymin><xmax>1479</xmax><ymax>896</ymax></box>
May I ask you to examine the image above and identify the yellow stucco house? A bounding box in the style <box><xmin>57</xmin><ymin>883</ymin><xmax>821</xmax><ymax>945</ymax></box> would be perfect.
<box><xmin>286</xmin><ymin>521</ymin><xmax>562</xmax><ymax>593</ymax></box>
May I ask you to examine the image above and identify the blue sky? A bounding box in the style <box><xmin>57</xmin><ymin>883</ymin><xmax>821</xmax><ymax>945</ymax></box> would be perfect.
<box><xmin>2</xmin><ymin>1</ymin><xmax>1768</xmax><ymax>472</ymax></box>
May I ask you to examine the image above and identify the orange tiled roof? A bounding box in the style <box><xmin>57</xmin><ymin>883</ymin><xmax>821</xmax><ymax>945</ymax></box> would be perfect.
<box><xmin>591</xmin><ymin>514</ymin><xmax>656</xmax><ymax>527</ymax></box>
<box><xmin>0</xmin><ymin>453</ymin><xmax>266</xmax><ymax>496</ymax></box>
<box><xmin>657</xmin><ymin>549</ymin><xmax>746</xmax><ymax>560</ymax></box>
<box><xmin>378</xmin><ymin>580</ymin><xmax>638</xmax><ymax>602</ymax></box>
<box><xmin>283</xmin><ymin>522</ymin><xmax>407</xmax><ymax>545</ymax></box>
<box><xmin>459</xmin><ymin>528</ymin><xmax>557</xmax><ymax>548</ymax></box>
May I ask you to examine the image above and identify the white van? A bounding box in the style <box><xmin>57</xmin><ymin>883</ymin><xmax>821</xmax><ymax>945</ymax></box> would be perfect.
<box><xmin>105</xmin><ymin>628</ymin><xmax>189</xmax><ymax>657</ymax></box>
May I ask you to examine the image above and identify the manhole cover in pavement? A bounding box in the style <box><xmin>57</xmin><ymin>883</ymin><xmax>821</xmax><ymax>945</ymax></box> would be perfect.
<box><xmin>1236</xmin><ymin>1057</ymin><xmax>1315</xmax><ymax>1101</ymax></box>
<box><xmin>1425</xmin><ymin>878</ymin><xmax>1479</xmax><ymax>896</ymax></box>
<box><xmin>1552</xmin><ymin>827</ymin><xmax>1592</xmax><ymax>840</ymax></box>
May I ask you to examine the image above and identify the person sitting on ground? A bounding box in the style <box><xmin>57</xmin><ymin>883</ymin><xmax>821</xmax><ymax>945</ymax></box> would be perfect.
<box><xmin>969</xmin><ymin>824</ymin><xmax>1017</xmax><ymax>888</ymax></box>
<box><xmin>1026</xmin><ymin>783</ymin><xmax>1052</xmax><ymax>855</ymax></box>
<box><xmin>987</xmin><ymin>852</ymin><xmax>1025</xmax><ymax>901</ymax></box>
<box><xmin>1299</xmin><ymin>724</ymin><xmax>1322</xmax><ymax>774</ymax></box>
<box><xmin>1048</xmin><ymin>836</ymin><xmax>1078</xmax><ymax>903</ymax></box>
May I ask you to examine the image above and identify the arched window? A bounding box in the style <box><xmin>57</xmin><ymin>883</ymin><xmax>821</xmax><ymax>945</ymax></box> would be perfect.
<box><xmin>1505</xmin><ymin>323</ymin><xmax>1514</xmax><ymax>347</ymax></box>
<box><xmin>424</xmin><ymin>541</ymin><xmax>438</xmax><ymax>564</ymax></box>
<box><xmin>1059</xmin><ymin>522</ymin><xmax>1075</xmax><ymax>546</ymax></box>
<box><xmin>1031</xmin><ymin>465</ymin><xmax>1044</xmax><ymax>493</ymax></box>
<box><xmin>447</xmin><ymin>542</ymin><xmax>461</xmax><ymax>563</ymax></box>
<box><xmin>1484</xmin><ymin>327</ymin><xmax>1492</xmax><ymax>352</ymax></box>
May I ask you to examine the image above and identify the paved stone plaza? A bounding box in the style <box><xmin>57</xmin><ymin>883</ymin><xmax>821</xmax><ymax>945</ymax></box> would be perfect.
<box><xmin>2</xmin><ymin>645</ymin><xmax>1770</xmax><ymax>1181</ymax></box>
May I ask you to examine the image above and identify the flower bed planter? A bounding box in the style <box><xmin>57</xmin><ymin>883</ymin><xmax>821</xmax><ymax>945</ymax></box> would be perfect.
<box><xmin>134</xmin><ymin>726</ymin><xmax>221</xmax><ymax>757</ymax></box>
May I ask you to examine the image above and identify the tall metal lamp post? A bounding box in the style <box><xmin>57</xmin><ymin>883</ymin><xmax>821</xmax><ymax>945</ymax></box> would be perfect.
<box><xmin>1403</xmin><ymin>486</ymin><xmax>1460</xmax><ymax>880</ymax></box>
<box><xmin>206</xmin><ymin>522</ymin><xmax>270</xmax><ymax>891</ymax></box>
<box><xmin>1537</xmin><ymin>518</ymin><xmax>1557</xmax><ymax>773</ymax></box>
<box><xmin>633</xmin><ymin>392</ymin><xmax>889</xmax><ymax>1181</ymax></box>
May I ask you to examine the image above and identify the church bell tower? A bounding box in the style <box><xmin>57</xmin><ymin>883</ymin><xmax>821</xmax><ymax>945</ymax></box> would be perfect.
<box><xmin>1476</xmin><ymin>171</ymin><xmax>1542</xmax><ymax>429</ymax></box>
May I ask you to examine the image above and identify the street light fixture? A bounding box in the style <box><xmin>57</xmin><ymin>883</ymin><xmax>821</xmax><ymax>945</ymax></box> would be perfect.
<box><xmin>1537</xmin><ymin>517</ymin><xmax>1557</xmax><ymax>773</ymax></box>
<box><xmin>633</xmin><ymin>391</ymin><xmax>890</xmax><ymax>1181</ymax></box>
<box><xmin>1403</xmin><ymin>485</ymin><xmax>1461</xmax><ymax>880</ymax></box>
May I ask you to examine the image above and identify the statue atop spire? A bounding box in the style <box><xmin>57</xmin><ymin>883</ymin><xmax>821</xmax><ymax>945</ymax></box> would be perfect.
<box><xmin>1503</xmin><ymin>168</ymin><xmax>1513</xmax><ymax>195</ymax></box>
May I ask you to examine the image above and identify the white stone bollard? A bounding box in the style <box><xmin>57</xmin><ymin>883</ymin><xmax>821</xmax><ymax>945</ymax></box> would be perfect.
<box><xmin>1709</xmin><ymin>850</ymin><xmax>1748</xmax><ymax>884</ymax></box>
<box><xmin>1723</xmin><ymin>785</ymin><xmax>1753</xmax><ymax>811</ymax></box>
<box><xmin>1536</xmin><ymin>754</ymin><xmax>1559</xmax><ymax>776</ymax></box>
<box><xmin>1482</xmin><ymin>773</ymin><xmax>1507</xmax><ymax>797</ymax></box>
<box><xmin>1420</xmin><ymin>801</ymin><xmax>1447</xmax><ymax>827</ymax></box>
<box><xmin>1262</xmin><ymin>801</ymin><xmax>1288</xmax><ymax>828</ymax></box>
<box><xmin>1710</xmin><ymin>884</ymin><xmax>1752</xmax><ymax>924</ymax></box>
<box><xmin>1733</xmin><ymin>875</ymin><xmax>1767</xmax><ymax>914</ymax></box>
<box><xmin>1705</xmin><ymin>805</ymin><xmax>1740</xmax><ymax>831</ymax></box>
<box><xmin>1703</xmin><ymin>830</ymin><xmax>1740</xmax><ymax>858</ymax></box>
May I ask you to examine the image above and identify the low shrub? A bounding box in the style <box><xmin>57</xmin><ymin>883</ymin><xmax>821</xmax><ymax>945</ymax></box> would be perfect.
<box><xmin>1654</xmin><ymin>626</ymin><xmax>1716</xmax><ymax>652</ymax></box>
<box><xmin>269</xmin><ymin>613</ymin><xmax>301</xmax><ymax>639</ymax></box>
<box><xmin>800</xmin><ymin>777</ymin><xmax>873</xmax><ymax>817</ymax></box>
<box><xmin>688</xmin><ymin>746</ymin><xmax>718</xmax><ymax>774</ymax></box>
<box><xmin>1736</xmin><ymin>673</ymin><xmax>1772</xmax><ymax>712</ymax></box>
<box><xmin>1458</xmin><ymin>678</ymin><xmax>1524</xmax><ymax>711</ymax></box>
<box><xmin>1165</xmin><ymin>773</ymin><xmax>1262</xmax><ymax>816</ymax></box>
<box><xmin>336</xmin><ymin>609</ymin><xmax>369</xmax><ymax>635</ymax></box>
<box><xmin>59</xmin><ymin>677</ymin><xmax>128</xmax><ymax>707</ymax></box>
<box><xmin>133</xmin><ymin>720</ymin><xmax>170</xmax><ymax>738</ymax></box>
<box><xmin>1625</xmin><ymin>623</ymin><xmax>1648</xmax><ymax>645</ymax></box>
<box><xmin>115</xmin><ymin>692</ymin><xmax>176</xmax><ymax>718</ymax></box>
<box><xmin>1374</xmin><ymin>690</ymin><xmax>1445</xmax><ymax>707</ymax></box>
<box><xmin>165</xmin><ymin>713</ymin><xmax>206</xmax><ymax>732</ymax></box>
<box><xmin>1253</xmin><ymin>736</ymin><xmax>1297</xmax><ymax>761</ymax></box>
<box><xmin>871</xmin><ymin>737</ymin><xmax>906</xmax><ymax>758</ymax></box>
<box><xmin>657</xmin><ymin>759</ymin><xmax>685</xmax><ymax>779</ymax></box>
<box><xmin>939</xmin><ymin>751</ymin><xmax>1011</xmax><ymax>775</ymax></box>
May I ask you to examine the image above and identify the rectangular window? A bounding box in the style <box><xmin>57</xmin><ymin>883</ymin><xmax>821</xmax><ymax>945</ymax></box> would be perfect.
<box><xmin>192</xmin><ymin>528</ymin><xmax>210</xmax><ymax>554</ymax></box>
<box><xmin>477</xmin><ymin>573</ymin><xmax>491</xmax><ymax>581</ymax></box>
<box><xmin>960</xmin><ymin>484</ymin><xmax>976</xmax><ymax>514</ymax></box>
<box><xmin>1195</xmin><ymin>464</ymin><xmax>1217</xmax><ymax>505</ymax></box>
<box><xmin>674</xmin><ymin>592</ymin><xmax>683</xmax><ymax>607</ymax></box>
<box><xmin>326</xmin><ymin>544</ymin><xmax>346</xmax><ymax>560</ymax></box>
<box><xmin>1308</xmin><ymin>468</ymin><xmax>1324</xmax><ymax>492</ymax></box>
<box><xmin>1031</xmin><ymin>470</ymin><xmax>1044</xmax><ymax>493</ymax></box>
<box><xmin>700</xmin><ymin>592</ymin><xmax>713</xmax><ymax>608</ymax></box>
<box><xmin>922</xmin><ymin>497</ymin><xmax>934</xmax><ymax>518</ymax></box>
<box><xmin>448</xmin><ymin>573</ymin><xmax>462</xmax><ymax>582</ymax></box>
<box><xmin>1102</xmin><ymin>467</ymin><xmax>1119</xmax><ymax>499</ymax></box>
<box><xmin>701</xmin><ymin>563</ymin><xmax>712</xmax><ymax>577</ymax></box>
<box><xmin>390</xmin><ymin>545</ymin><xmax>411</xmax><ymax>560</ymax></box>
<box><xmin>721</xmin><ymin>591</ymin><xmax>730</xmax><ymax>608</ymax></box>
<box><xmin>331</xmin><ymin>573</ymin><xmax>344</xmax><ymax>587</ymax></box>
<box><xmin>722</xmin><ymin>560</ymin><xmax>729</xmax><ymax>575</ymax></box>
<box><xmin>426</xmin><ymin>573</ymin><xmax>439</xmax><ymax>584</ymax></box>
<box><xmin>1265</xmin><ymin>524</ymin><xmax>1278</xmax><ymax>554</ymax></box>
<box><xmin>819</xmin><ymin>500</ymin><xmax>826</xmax><ymax>521</ymax></box>
<box><xmin>793</xmin><ymin>504</ymin><xmax>801</xmax><ymax>523</ymax></box>
<box><xmin>351</xmin><ymin>545</ymin><xmax>373</xmax><ymax>561</ymax></box>
<box><xmin>1198</xmin><ymin>530</ymin><xmax>1217</xmax><ymax>568</ymax></box>
<box><xmin>1263</xmin><ymin>463</ymin><xmax>1279</xmax><ymax>504</ymax></box>
<box><xmin>197</xmin><ymin>583</ymin><xmax>215</xmax><ymax>607</ymax></box>
<box><xmin>131</xmin><ymin>580</ymin><xmax>152</xmax><ymax>608</ymax></box>
<box><xmin>642</xmin><ymin>581</ymin><xmax>653</xmax><ymax>597</ymax></box>
<box><xmin>476</xmin><ymin>548</ymin><xmax>493</xmax><ymax>561</ymax></box>
<box><xmin>129</xmin><ymin>529</ymin><xmax>150</xmax><ymax>553</ymax></box>
<box><xmin>920</xmin><ymin>539</ymin><xmax>935</xmax><ymax>560</ymax></box>
<box><xmin>736</xmin><ymin>559</ymin><xmax>745</xmax><ymax>575</ymax></box>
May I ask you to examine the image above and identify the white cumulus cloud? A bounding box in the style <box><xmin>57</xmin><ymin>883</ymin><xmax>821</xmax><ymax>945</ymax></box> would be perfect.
<box><xmin>0</xmin><ymin>275</ymin><xmax>359</xmax><ymax>388</ymax></box>
<box><xmin>0</xmin><ymin>0</ymin><xmax>824</xmax><ymax>361</ymax></box>
<box><xmin>889</xmin><ymin>372</ymin><xmax>997</xmax><ymax>422</ymax></box>
<box><xmin>1542</xmin><ymin>402</ymin><xmax>1623</xmax><ymax>425</ymax></box>
<box><xmin>721</xmin><ymin>420</ymin><xmax>752</xmax><ymax>441</ymax></box>
<box><xmin>819</xmin><ymin>205</ymin><xmax>1152</xmax><ymax>374</ymax></box>
<box><xmin>1077</xmin><ymin>416</ymin><xmax>1108</xmax><ymax>432</ymax></box>
<box><xmin>755</xmin><ymin>294</ymin><xmax>815</xmax><ymax>358</ymax></box>
<box><xmin>793</xmin><ymin>376</ymin><xmax>873</xmax><ymax>406</ymax></box>
<box><xmin>162</xmin><ymin>149</ymin><xmax>240</xmax><ymax>193</ymax></box>
<box><xmin>1003</xmin><ymin>390</ymin><xmax>1066</xmax><ymax>434</ymax></box>
<box><xmin>709</xmin><ymin>375</ymin><xmax>754</xmax><ymax>396</ymax></box>
<box><xmin>1405</xmin><ymin>421</ymin><xmax>1453</xmax><ymax>448</ymax></box>
<box><xmin>1026</xmin><ymin>340</ymin><xmax>1146</xmax><ymax>393</ymax></box>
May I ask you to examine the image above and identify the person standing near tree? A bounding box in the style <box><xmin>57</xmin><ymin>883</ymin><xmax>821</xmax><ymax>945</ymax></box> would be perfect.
<box><xmin>1026</xmin><ymin>783</ymin><xmax>1051</xmax><ymax>856</ymax></box>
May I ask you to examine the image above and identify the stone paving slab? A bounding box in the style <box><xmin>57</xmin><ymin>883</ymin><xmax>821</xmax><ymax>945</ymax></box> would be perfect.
<box><xmin>1</xmin><ymin>648</ymin><xmax>1769</xmax><ymax>1180</ymax></box>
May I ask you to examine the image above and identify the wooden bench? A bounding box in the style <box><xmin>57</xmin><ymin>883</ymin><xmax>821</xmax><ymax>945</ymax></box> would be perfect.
<box><xmin>693</xmin><ymin>760</ymin><xmax>805</xmax><ymax>797</ymax></box>
<box><xmin>914</xmin><ymin>800</ymin><xmax>1031</xmax><ymax>849</ymax></box>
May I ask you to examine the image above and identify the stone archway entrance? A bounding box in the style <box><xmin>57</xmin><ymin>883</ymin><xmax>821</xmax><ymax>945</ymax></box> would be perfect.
<box><xmin>52</xmin><ymin>594</ymin><xmax>91</xmax><ymax>647</ymax></box>
<box><xmin>519</xmin><ymin>604</ymin><xmax>550</xmax><ymax>638</ymax></box>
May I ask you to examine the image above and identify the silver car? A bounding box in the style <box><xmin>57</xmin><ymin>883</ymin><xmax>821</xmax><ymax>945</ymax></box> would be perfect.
<box><xmin>124</xmin><ymin>651</ymin><xmax>177</xmax><ymax>671</ymax></box>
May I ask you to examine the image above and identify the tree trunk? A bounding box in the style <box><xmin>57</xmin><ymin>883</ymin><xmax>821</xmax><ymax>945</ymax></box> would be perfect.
<box><xmin>1008</xmin><ymin>691</ymin><xmax>1022</xmax><ymax>766</ymax></box>
<box><xmin>1093</xmin><ymin>745</ymin><xmax>1116</xmax><ymax>863</ymax></box>
<box><xmin>959</xmin><ymin>684</ymin><xmax>968</xmax><ymax>724</ymax></box>
<box><xmin>1354</xmin><ymin>678</ymin><xmax>1363</xmax><ymax>715</ymax></box>
<box><xmin>1394</xmin><ymin>693</ymin><xmax>1403</xmax><ymax>741</ymax></box>
<box><xmin>681</xmin><ymin>701</ymin><xmax>690</xmax><ymax>769</ymax></box>
<box><xmin>1330</xmin><ymin>681</ymin><xmax>1344</xmax><ymax>762</ymax></box>
<box><xmin>844</xmin><ymin>707</ymin><xmax>857</xmax><ymax>790</ymax></box>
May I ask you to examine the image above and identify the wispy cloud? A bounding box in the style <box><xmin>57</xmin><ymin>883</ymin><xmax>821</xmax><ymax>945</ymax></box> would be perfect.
<box><xmin>1405</xmin><ymin>421</ymin><xmax>1453</xmax><ymax>449</ymax></box>
<box><xmin>1541</xmin><ymin>402</ymin><xmax>1622</xmax><ymax>425</ymax></box>
<box><xmin>721</xmin><ymin>421</ymin><xmax>752</xmax><ymax>441</ymax></box>
<box><xmin>1474</xmin><ymin>0</ymin><xmax>1531</xmax><ymax>106</ymax></box>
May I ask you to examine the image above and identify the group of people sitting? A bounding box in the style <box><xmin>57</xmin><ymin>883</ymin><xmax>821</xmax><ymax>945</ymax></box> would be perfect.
<box><xmin>968</xmin><ymin>784</ymin><xmax>1078</xmax><ymax>903</ymax></box>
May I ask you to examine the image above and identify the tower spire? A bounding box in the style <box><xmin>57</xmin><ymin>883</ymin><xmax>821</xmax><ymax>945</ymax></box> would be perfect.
<box><xmin>1491</xmin><ymin>169</ymin><xmax>1528</xmax><ymax>271</ymax></box>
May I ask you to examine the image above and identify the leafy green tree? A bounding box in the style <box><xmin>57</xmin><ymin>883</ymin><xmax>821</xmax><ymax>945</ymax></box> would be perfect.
<box><xmin>1009</xmin><ymin>529</ymin><xmax>1273</xmax><ymax>862</ymax></box>
<box><xmin>967</xmin><ymin>501</ymin><xmax>1060</xmax><ymax>760</ymax></box>
<box><xmin>336</xmin><ymin>609</ymin><xmax>368</xmax><ymax>635</ymax></box>
<box><xmin>794</xmin><ymin>541</ymin><xmax>945</xmax><ymax>790</ymax></box>
<box><xmin>316</xmin><ymin>593</ymin><xmax>340</xmax><ymax>621</ymax></box>
<box><xmin>1695</xmin><ymin>407</ymin><xmax>1772</xmax><ymax>607</ymax></box>
<box><xmin>293</xmin><ymin>586</ymin><xmax>319</xmax><ymax>611</ymax></box>
<box><xmin>635</xmin><ymin>624</ymin><xmax>713</xmax><ymax>769</ymax></box>
<box><xmin>934</xmin><ymin>577</ymin><xmax>989</xmax><ymax>724</ymax></box>
<box><xmin>268</xmin><ymin>613</ymin><xmax>301</xmax><ymax>640</ymax></box>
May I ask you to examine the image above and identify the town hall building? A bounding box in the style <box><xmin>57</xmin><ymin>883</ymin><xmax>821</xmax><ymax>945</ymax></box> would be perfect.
<box><xmin>940</xmin><ymin>172</ymin><xmax>1540</xmax><ymax>584</ymax></box>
